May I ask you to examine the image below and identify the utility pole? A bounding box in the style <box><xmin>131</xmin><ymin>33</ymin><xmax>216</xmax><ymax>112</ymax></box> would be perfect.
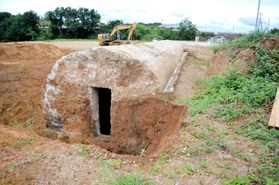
<box><xmin>259</xmin><ymin>13</ymin><xmax>263</xmax><ymax>31</ymax></box>
<box><xmin>255</xmin><ymin>0</ymin><xmax>261</xmax><ymax>30</ymax></box>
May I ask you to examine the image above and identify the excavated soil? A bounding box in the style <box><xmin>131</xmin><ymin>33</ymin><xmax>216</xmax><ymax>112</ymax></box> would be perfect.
<box><xmin>0</xmin><ymin>43</ymin><xmax>66</xmax><ymax>131</ymax></box>
<box><xmin>0</xmin><ymin>40</ymin><xmax>263</xmax><ymax>184</ymax></box>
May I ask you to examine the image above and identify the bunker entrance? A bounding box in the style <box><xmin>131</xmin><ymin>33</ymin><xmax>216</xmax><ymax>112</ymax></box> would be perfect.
<box><xmin>92</xmin><ymin>87</ymin><xmax>111</xmax><ymax>136</ymax></box>
<box><xmin>98</xmin><ymin>88</ymin><xmax>111</xmax><ymax>135</ymax></box>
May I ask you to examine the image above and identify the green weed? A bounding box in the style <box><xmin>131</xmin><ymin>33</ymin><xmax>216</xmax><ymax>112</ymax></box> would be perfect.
<box><xmin>212</xmin><ymin>44</ymin><xmax>219</xmax><ymax>54</ymax></box>
<box><xmin>139</xmin><ymin>148</ymin><xmax>146</xmax><ymax>157</ymax></box>
<box><xmin>207</xmin><ymin>125</ymin><xmax>216</xmax><ymax>131</ymax></box>
<box><xmin>11</xmin><ymin>140</ymin><xmax>25</xmax><ymax>147</ymax></box>
<box><xmin>6</xmin><ymin>162</ymin><xmax>16</xmax><ymax>172</ymax></box>
<box><xmin>10</xmin><ymin>120</ymin><xmax>35</xmax><ymax>129</ymax></box>
<box><xmin>159</xmin><ymin>153</ymin><xmax>170</xmax><ymax>164</ymax></box>
<box><xmin>77</xmin><ymin>144</ymin><xmax>92</xmax><ymax>160</ymax></box>
<box><xmin>95</xmin><ymin>152</ymin><xmax>101</xmax><ymax>159</ymax></box>
<box><xmin>216</xmin><ymin>162</ymin><xmax>234</xmax><ymax>170</ymax></box>
<box><xmin>189</xmin><ymin>144</ymin><xmax>204</xmax><ymax>156</ymax></box>
<box><xmin>190</xmin><ymin>130</ymin><xmax>201</xmax><ymax>138</ymax></box>
<box><xmin>180</xmin><ymin>127</ymin><xmax>186</xmax><ymax>138</ymax></box>
<box><xmin>205</xmin><ymin>59</ymin><xmax>211</xmax><ymax>68</ymax></box>
<box><xmin>265</xmin><ymin>177</ymin><xmax>279</xmax><ymax>185</ymax></box>
<box><xmin>11</xmin><ymin>121</ymin><xmax>22</xmax><ymax>127</ymax></box>
<box><xmin>184</xmin><ymin>164</ymin><xmax>194</xmax><ymax>175</ymax></box>
<box><xmin>26</xmin><ymin>120</ymin><xmax>35</xmax><ymax>128</ymax></box>
<box><xmin>163</xmin><ymin>171</ymin><xmax>176</xmax><ymax>179</ymax></box>
<box><xmin>11</xmin><ymin>137</ymin><xmax>38</xmax><ymax>147</ymax></box>
<box><xmin>107</xmin><ymin>159</ymin><xmax>126</xmax><ymax>168</ymax></box>
<box><xmin>100</xmin><ymin>168</ymin><xmax>154</xmax><ymax>185</ymax></box>
<box><xmin>226</xmin><ymin>174</ymin><xmax>251</xmax><ymax>185</ymax></box>
<box><xmin>27</xmin><ymin>151</ymin><xmax>38</xmax><ymax>162</ymax></box>
<box><xmin>150</xmin><ymin>164</ymin><xmax>161</xmax><ymax>174</ymax></box>
<box><xmin>199</xmin><ymin>159</ymin><xmax>208</xmax><ymax>168</ymax></box>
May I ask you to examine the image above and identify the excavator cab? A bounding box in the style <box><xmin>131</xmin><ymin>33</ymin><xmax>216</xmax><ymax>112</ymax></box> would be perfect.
<box><xmin>98</xmin><ymin>22</ymin><xmax>136</xmax><ymax>46</ymax></box>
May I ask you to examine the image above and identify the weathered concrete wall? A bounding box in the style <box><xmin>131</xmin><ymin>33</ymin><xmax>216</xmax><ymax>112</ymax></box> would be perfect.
<box><xmin>43</xmin><ymin>41</ymin><xmax>187</xmax><ymax>155</ymax></box>
<box><xmin>111</xmin><ymin>42</ymin><xmax>185</xmax><ymax>91</ymax></box>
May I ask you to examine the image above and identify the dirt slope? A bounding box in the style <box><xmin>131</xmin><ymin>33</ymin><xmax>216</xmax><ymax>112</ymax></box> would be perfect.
<box><xmin>0</xmin><ymin>43</ymin><xmax>66</xmax><ymax>132</ymax></box>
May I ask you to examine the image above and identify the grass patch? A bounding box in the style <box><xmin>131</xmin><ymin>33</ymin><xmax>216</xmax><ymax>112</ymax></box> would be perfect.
<box><xmin>186</xmin><ymin>32</ymin><xmax>279</xmax><ymax>184</ymax></box>
<box><xmin>186</xmin><ymin>46</ymin><xmax>279</xmax><ymax>120</ymax></box>
<box><xmin>76</xmin><ymin>144</ymin><xmax>92</xmax><ymax>160</ymax></box>
<box><xmin>106</xmin><ymin>159</ymin><xmax>126</xmax><ymax>169</ymax></box>
<box><xmin>10</xmin><ymin>120</ymin><xmax>35</xmax><ymax>129</ymax></box>
<box><xmin>159</xmin><ymin>153</ymin><xmax>170</xmax><ymax>164</ymax></box>
<box><xmin>98</xmin><ymin>168</ymin><xmax>154</xmax><ymax>185</ymax></box>
<box><xmin>11</xmin><ymin>136</ymin><xmax>38</xmax><ymax>147</ymax></box>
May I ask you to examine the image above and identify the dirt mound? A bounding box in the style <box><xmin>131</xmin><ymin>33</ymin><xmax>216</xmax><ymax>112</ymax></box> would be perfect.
<box><xmin>0</xmin><ymin>43</ymin><xmax>65</xmax><ymax>61</ymax></box>
<box><xmin>206</xmin><ymin>50</ymin><xmax>230</xmax><ymax>76</ymax></box>
<box><xmin>206</xmin><ymin>37</ymin><xmax>279</xmax><ymax>76</ymax></box>
<box><xmin>257</xmin><ymin>37</ymin><xmax>279</xmax><ymax>51</ymax></box>
<box><xmin>0</xmin><ymin>43</ymin><xmax>65</xmax><ymax>131</ymax></box>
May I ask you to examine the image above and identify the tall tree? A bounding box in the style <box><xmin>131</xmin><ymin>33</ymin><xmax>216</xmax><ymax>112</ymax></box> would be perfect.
<box><xmin>0</xmin><ymin>12</ymin><xmax>12</xmax><ymax>41</ymax></box>
<box><xmin>64</xmin><ymin>7</ymin><xmax>81</xmax><ymax>39</ymax></box>
<box><xmin>2</xmin><ymin>15</ymin><xmax>22</xmax><ymax>41</ymax></box>
<box><xmin>21</xmin><ymin>11</ymin><xmax>40</xmax><ymax>40</ymax></box>
<box><xmin>45</xmin><ymin>7</ymin><xmax>101</xmax><ymax>39</ymax></box>
<box><xmin>159</xmin><ymin>27</ymin><xmax>176</xmax><ymax>40</ymax></box>
<box><xmin>0</xmin><ymin>12</ymin><xmax>11</xmax><ymax>22</ymax></box>
<box><xmin>78</xmin><ymin>8</ymin><xmax>100</xmax><ymax>35</ymax></box>
<box><xmin>45</xmin><ymin>7</ymin><xmax>65</xmax><ymax>37</ymax></box>
<box><xmin>0</xmin><ymin>11</ymin><xmax>39</xmax><ymax>42</ymax></box>
<box><xmin>178</xmin><ymin>18</ymin><xmax>197</xmax><ymax>40</ymax></box>
<box><xmin>133</xmin><ymin>23</ymin><xmax>147</xmax><ymax>40</ymax></box>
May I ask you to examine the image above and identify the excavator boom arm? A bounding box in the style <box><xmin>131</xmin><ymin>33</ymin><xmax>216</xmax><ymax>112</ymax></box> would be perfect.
<box><xmin>127</xmin><ymin>22</ymin><xmax>136</xmax><ymax>42</ymax></box>
<box><xmin>109</xmin><ymin>22</ymin><xmax>137</xmax><ymax>39</ymax></box>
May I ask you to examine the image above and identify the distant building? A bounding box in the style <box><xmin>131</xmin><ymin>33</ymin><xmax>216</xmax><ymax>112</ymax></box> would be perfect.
<box><xmin>160</xmin><ymin>24</ymin><xmax>179</xmax><ymax>31</ymax></box>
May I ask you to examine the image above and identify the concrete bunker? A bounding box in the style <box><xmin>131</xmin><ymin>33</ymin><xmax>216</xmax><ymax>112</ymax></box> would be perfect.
<box><xmin>44</xmin><ymin>41</ymin><xmax>187</xmax><ymax>155</ymax></box>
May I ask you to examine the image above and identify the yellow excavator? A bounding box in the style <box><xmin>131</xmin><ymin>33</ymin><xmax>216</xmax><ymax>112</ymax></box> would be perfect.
<box><xmin>97</xmin><ymin>22</ymin><xmax>136</xmax><ymax>46</ymax></box>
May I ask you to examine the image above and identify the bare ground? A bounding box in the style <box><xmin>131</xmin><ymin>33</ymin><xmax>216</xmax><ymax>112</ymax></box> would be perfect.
<box><xmin>0</xmin><ymin>41</ymin><xmax>261</xmax><ymax>184</ymax></box>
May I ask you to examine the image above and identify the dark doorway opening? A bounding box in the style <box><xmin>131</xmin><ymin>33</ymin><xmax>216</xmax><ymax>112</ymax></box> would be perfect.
<box><xmin>98</xmin><ymin>88</ymin><xmax>111</xmax><ymax>135</ymax></box>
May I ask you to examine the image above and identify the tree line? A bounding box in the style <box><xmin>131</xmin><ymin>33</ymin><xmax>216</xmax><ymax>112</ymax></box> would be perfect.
<box><xmin>0</xmin><ymin>7</ymin><xmax>198</xmax><ymax>42</ymax></box>
<box><xmin>0</xmin><ymin>11</ymin><xmax>39</xmax><ymax>41</ymax></box>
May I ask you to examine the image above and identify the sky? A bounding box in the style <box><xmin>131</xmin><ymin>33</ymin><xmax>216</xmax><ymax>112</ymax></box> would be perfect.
<box><xmin>0</xmin><ymin>0</ymin><xmax>279</xmax><ymax>34</ymax></box>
